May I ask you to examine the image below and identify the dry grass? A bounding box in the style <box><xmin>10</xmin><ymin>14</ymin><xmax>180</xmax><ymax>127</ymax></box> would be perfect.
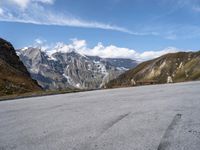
<box><xmin>106</xmin><ymin>51</ymin><xmax>200</xmax><ymax>88</ymax></box>
<box><xmin>0</xmin><ymin>88</ymin><xmax>87</xmax><ymax>101</ymax></box>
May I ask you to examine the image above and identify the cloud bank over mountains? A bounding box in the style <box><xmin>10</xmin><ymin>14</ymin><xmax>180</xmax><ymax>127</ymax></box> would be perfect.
<box><xmin>33</xmin><ymin>38</ymin><xmax>183</xmax><ymax>61</ymax></box>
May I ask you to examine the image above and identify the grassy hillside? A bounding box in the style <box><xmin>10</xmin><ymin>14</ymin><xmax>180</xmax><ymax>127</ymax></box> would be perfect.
<box><xmin>106</xmin><ymin>51</ymin><xmax>200</xmax><ymax>88</ymax></box>
<box><xmin>0</xmin><ymin>38</ymin><xmax>42</xmax><ymax>96</ymax></box>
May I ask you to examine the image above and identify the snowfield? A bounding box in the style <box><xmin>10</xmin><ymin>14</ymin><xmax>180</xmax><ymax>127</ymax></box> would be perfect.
<box><xmin>0</xmin><ymin>81</ymin><xmax>200</xmax><ymax>150</ymax></box>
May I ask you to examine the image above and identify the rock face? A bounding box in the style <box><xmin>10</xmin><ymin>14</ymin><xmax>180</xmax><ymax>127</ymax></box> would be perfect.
<box><xmin>167</xmin><ymin>76</ymin><xmax>173</xmax><ymax>83</ymax></box>
<box><xmin>103</xmin><ymin>58</ymin><xmax>137</xmax><ymax>70</ymax></box>
<box><xmin>106</xmin><ymin>51</ymin><xmax>200</xmax><ymax>88</ymax></box>
<box><xmin>0</xmin><ymin>38</ymin><xmax>42</xmax><ymax>96</ymax></box>
<box><xmin>17</xmin><ymin>47</ymin><xmax>137</xmax><ymax>90</ymax></box>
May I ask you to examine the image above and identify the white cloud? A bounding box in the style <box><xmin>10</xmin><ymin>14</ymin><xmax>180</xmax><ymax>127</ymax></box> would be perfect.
<box><xmin>33</xmin><ymin>38</ymin><xmax>50</xmax><ymax>51</ymax></box>
<box><xmin>80</xmin><ymin>43</ymin><xmax>179</xmax><ymax>61</ymax></box>
<box><xmin>3</xmin><ymin>0</ymin><xmax>54</xmax><ymax>9</ymax></box>
<box><xmin>33</xmin><ymin>0</ymin><xmax>55</xmax><ymax>5</ymax></box>
<box><xmin>34</xmin><ymin>38</ymin><xmax>48</xmax><ymax>47</ymax></box>
<box><xmin>71</xmin><ymin>39</ymin><xmax>87</xmax><ymax>50</ymax></box>
<box><xmin>0</xmin><ymin>10</ymin><xmax>137</xmax><ymax>34</ymax></box>
<box><xmin>0</xmin><ymin>0</ymin><xmax>156</xmax><ymax>35</ymax></box>
<box><xmin>41</xmin><ymin>39</ymin><xmax>181</xmax><ymax>61</ymax></box>
<box><xmin>35</xmin><ymin>38</ymin><xmax>45</xmax><ymax>45</ymax></box>
<box><xmin>7</xmin><ymin>0</ymin><xmax>30</xmax><ymax>9</ymax></box>
<box><xmin>138</xmin><ymin>47</ymin><xmax>179</xmax><ymax>61</ymax></box>
<box><xmin>0</xmin><ymin>8</ymin><xmax>4</xmax><ymax>16</ymax></box>
<box><xmin>83</xmin><ymin>43</ymin><xmax>137</xmax><ymax>59</ymax></box>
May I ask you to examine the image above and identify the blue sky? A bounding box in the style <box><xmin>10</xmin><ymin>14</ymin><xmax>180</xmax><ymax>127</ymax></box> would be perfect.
<box><xmin>0</xmin><ymin>0</ymin><xmax>200</xmax><ymax>60</ymax></box>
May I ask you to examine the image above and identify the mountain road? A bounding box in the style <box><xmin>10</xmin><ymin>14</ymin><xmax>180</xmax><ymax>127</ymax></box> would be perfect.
<box><xmin>0</xmin><ymin>81</ymin><xmax>200</xmax><ymax>150</ymax></box>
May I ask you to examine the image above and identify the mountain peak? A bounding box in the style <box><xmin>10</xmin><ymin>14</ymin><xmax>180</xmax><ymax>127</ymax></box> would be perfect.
<box><xmin>18</xmin><ymin>45</ymin><xmax>138</xmax><ymax>90</ymax></box>
<box><xmin>55</xmin><ymin>42</ymin><xmax>75</xmax><ymax>53</ymax></box>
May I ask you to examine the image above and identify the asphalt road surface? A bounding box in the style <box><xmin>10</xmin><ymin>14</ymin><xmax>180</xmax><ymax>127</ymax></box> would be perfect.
<box><xmin>0</xmin><ymin>81</ymin><xmax>200</xmax><ymax>150</ymax></box>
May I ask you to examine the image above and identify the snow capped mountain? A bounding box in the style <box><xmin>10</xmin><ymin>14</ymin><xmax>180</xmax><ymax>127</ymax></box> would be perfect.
<box><xmin>17</xmin><ymin>46</ymin><xmax>137</xmax><ymax>90</ymax></box>
<box><xmin>46</xmin><ymin>41</ymin><xmax>87</xmax><ymax>58</ymax></box>
<box><xmin>103</xmin><ymin>58</ymin><xmax>138</xmax><ymax>70</ymax></box>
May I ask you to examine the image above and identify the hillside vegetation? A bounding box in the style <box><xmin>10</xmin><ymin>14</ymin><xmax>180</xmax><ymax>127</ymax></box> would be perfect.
<box><xmin>0</xmin><ymin>38</ymin><xmax>42</xmax><ymax>96</ymax></box>
<box><xmin>106</xmin><ymin>51</ymin><xmax>200</xmax><ymax>88</ymax></box>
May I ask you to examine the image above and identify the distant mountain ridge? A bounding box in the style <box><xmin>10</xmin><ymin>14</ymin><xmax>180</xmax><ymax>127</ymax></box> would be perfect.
<box><xmin>106</xmin><ymin>51</ymin><xmax>200</xmax><ymax>88</ymax></box>
<box><xmin>17</xmin><ymin>47</ymin><xmax>137</xmax><ymax>90</ymax></box>
<box><xmin>0</xmin><ymin>38</ymin><xmax>42</xmax><ymax>96</ymax></box>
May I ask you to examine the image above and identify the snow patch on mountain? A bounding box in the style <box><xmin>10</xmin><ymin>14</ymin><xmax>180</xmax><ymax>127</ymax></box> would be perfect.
<box><xmin>17</xmin><ymin>46</ymin><xmax>138</xmax><ymax>90</ymax></box>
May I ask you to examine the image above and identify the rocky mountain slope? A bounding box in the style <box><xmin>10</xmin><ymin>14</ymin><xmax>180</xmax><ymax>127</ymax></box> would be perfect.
<box><xmin>17</xmin><ymin>47</ymin><xmax>137</xmax><ymax>90</ymax></box>
<box><xmin>106</xmin><ymin>51</ymin><xmax>200</xmax><ymax>88</ymax></box>
<box><xmin>0</xmin><ymin>38</ymin><xmax>42</xmax><ymax>96</ymax></box>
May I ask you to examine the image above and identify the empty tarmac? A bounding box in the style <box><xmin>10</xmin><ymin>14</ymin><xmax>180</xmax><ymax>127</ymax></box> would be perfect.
<box><xmin>0</xmin><ymin>81</ymin><xmax>200</xmax><ymax>150</ymax></box>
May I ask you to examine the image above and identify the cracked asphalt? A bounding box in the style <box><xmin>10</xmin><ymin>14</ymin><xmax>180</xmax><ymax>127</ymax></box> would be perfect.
<box><xmin>0</xmin><ymin>81</ymin><xmax>200</xmax><ymax>150</ymax></box>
